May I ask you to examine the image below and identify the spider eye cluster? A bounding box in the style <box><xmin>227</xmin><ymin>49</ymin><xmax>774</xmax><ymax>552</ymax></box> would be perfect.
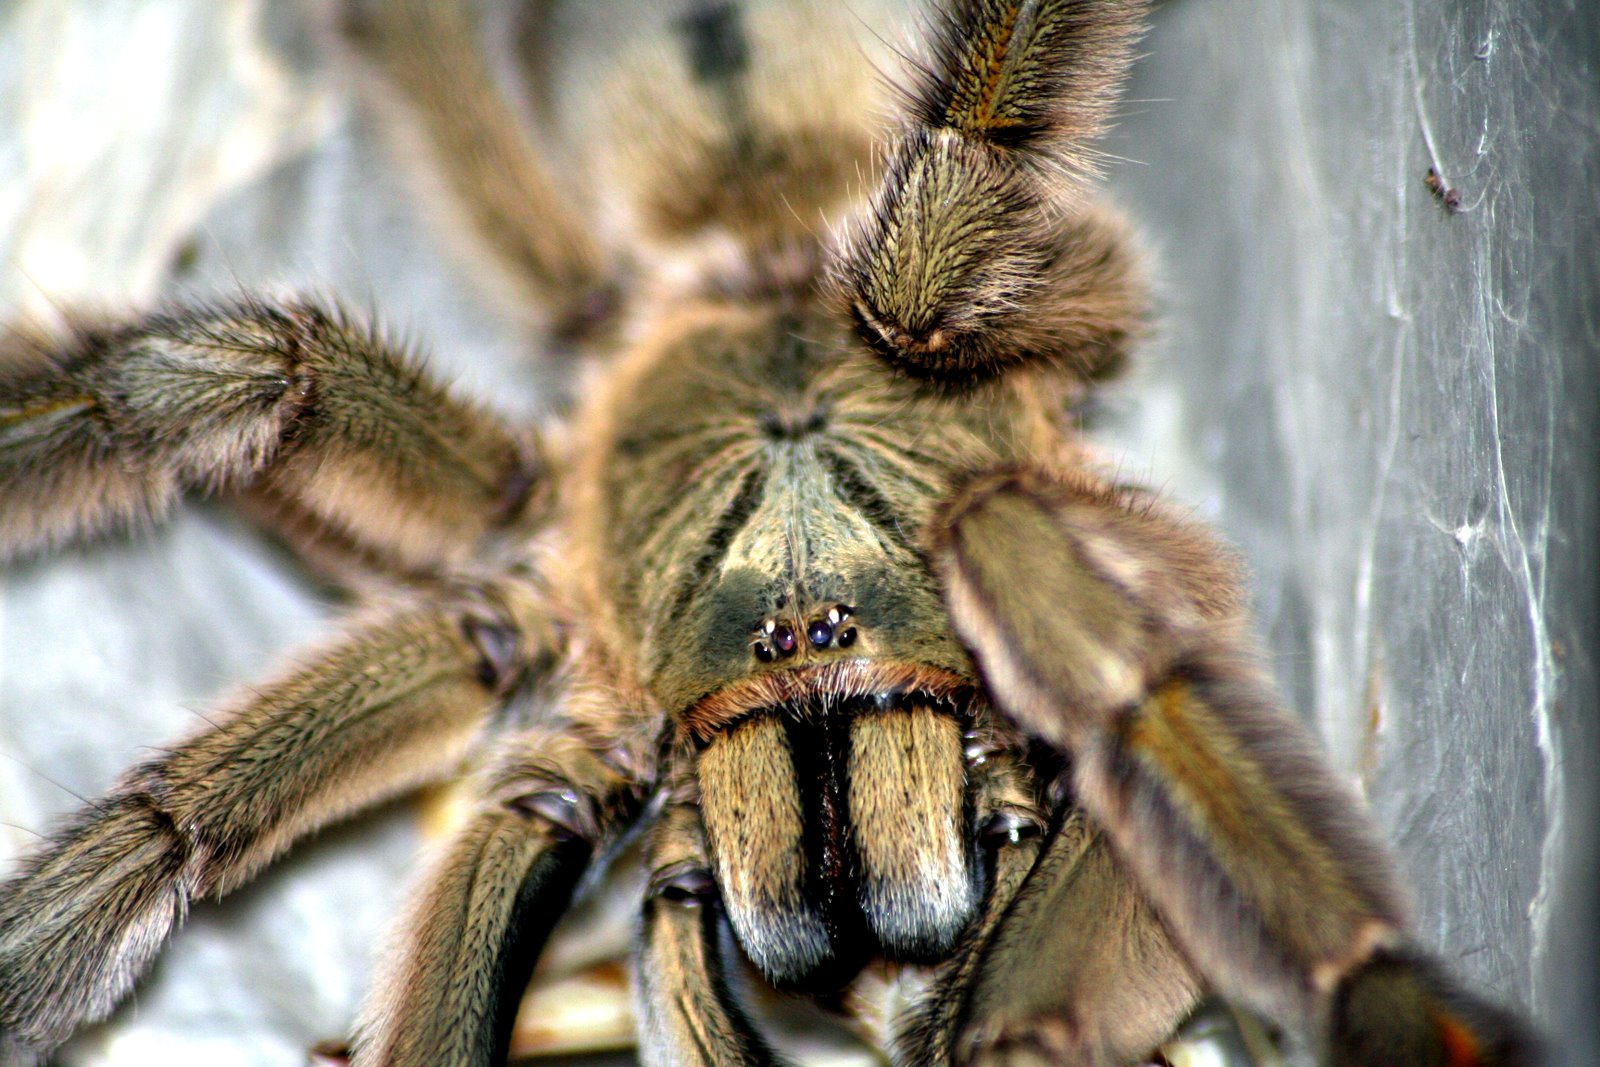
<box><xmin>752</xmin><ymin>603</ymin><xmax>857</xmax><ymax>662</ymax></box>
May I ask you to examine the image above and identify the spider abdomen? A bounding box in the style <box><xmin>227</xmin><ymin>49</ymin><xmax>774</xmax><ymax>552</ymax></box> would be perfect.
<box><xmin>696</xmin><ymin>692</ymin><xmax>977</xmax><ymax>991</ymax></box>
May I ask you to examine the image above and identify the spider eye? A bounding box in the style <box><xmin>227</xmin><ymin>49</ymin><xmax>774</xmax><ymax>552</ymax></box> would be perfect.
<box><xmin>772</xmin><ymin>624</ymin><xmax>797</xmax><ymax>654</ymax></box>
<box><xmin>807</xmin><ymin>619</ymin><xmax>833</xmax><ymax>647</ymax></box>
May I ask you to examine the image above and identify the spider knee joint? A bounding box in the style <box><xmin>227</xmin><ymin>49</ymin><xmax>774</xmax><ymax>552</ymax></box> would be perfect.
<box><xmin>459</xmin><ymin>610</ymin><xmax>530</xmax><ymax>694</ymax></box>
<box><xmin>504</xmin><ymin>789</ymin><xmax>597</xmax><ymax>843</ymax></box>
<box><xmin>977</xmin><ymin>810</ymin><xmax>1043</xmax><ymax>852</ymax></box>
<box><xmin>960</xmin><ymin>1017</ymin><xmax>1088</xmax><ymax>1067</ymax></box>
<box><xmin>490</xmin><ymin>448</ymin><xmax>545</xmax><ymax>527</ymax></box>
<box><xmin>646</xmin><ymin>863</ymin><xmax>719</xmax><ymax>909</ymax></box>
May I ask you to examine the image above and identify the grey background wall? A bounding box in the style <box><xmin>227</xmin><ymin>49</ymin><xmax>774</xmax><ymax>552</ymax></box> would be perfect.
<box><xmin>1</xmin><ymin>1</ymin><xmax>1593</xmax><ymax>1064</ymax></box>
<box><xmin>1110</xmin><ymin>3</ymin><xmax>1599</xmax><ymax>1064</ymax></box>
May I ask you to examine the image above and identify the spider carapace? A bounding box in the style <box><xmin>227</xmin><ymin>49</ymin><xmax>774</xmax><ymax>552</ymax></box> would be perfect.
<box><xmin>581</xmin><ymin>304</ymin><xmax>1036</xmax><ymax>992</ymax></box>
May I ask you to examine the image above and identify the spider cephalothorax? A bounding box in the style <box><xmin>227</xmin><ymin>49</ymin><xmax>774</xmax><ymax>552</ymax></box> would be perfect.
<box><xmin>0</xmin><ymin>1</ymin><xmax>1538</xmax><ymax>1065</ymax></box>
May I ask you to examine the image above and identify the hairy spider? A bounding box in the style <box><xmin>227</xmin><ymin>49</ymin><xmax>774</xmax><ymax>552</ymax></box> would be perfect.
<box><xmin>0</xmin><ymin>1</ymin><xmax>1541</xmax><ymax>1065</ymax></box>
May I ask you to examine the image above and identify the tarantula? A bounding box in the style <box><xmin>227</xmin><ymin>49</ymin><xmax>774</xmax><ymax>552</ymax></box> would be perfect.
<box><xmin>0</xmin><ymin>0</ymin><xmax>1539</xmax><ymax>1064</ymax></box>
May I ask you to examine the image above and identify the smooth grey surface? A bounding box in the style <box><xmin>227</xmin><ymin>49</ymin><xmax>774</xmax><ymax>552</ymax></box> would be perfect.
<box><xmin>1</xmin><ymin>1</ymin><xmax>1594</xmax><ymax>1064</ymax></box>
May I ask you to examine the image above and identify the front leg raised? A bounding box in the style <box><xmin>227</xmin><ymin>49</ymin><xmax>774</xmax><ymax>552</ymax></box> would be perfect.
<box><xmin>931</xmin><ymin>468</ymin><xmax>1538</xmax><ymax>1065</ymax></box>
